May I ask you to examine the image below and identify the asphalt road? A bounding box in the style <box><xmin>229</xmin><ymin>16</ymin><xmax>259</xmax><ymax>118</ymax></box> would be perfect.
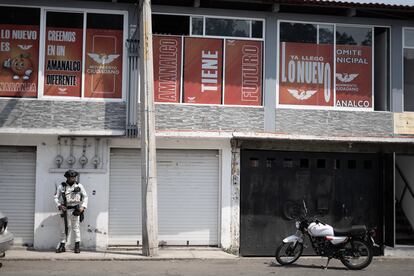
<box><xmin>1</xmin><ymin>258</ymin><xmax>413</xmax><ymax>276</ymax></box>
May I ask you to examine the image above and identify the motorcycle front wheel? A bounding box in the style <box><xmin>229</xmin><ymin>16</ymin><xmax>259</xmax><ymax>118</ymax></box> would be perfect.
<box><xmin>275</xmin><ymin>241</ymin><xmax>303</xmax><ymax>265</ymax></box>
<box><xmin>340</xmin><ymin>238</ymin><xmax>373</xmax><ymax>270</ymax></box>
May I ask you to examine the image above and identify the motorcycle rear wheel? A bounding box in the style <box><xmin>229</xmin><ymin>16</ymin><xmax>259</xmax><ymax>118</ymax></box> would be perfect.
<box><xmin>340</xmin><ymin>238</ymin><xmax>373</xmax><ymax>270</ymax></box>
<box><xmin>275</xmin><ymin>241</ymin><xmax>303</xmax><ymax>265</ymax></box>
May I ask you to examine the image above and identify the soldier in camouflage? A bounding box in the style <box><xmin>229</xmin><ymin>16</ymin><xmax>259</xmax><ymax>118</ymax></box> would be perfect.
<box><xmin>54</xmin><ymin>170</ymin><xmax>88</xmax><ymax>253</ymax></box>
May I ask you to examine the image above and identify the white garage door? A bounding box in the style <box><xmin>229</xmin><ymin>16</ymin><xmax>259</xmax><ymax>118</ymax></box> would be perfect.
<box><xmin>0</xmin><ymin>147</ymin><xmax>36</xmax><ymax>246</ymax></box>
<box><xmin>109</xmin><ymin>149</ymin><xmax>219</xmax><ymax>246</ymax></box>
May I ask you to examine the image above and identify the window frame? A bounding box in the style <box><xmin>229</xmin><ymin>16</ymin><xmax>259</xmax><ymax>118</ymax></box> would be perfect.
<box><xmin>0</xmin><ymin>5</ymin><xmax>128</xmax><ymax>102</ymax></box>
<box><xmin>152</xmin><ymin>12</ymin><xmax>266</xmax><ymax>107</ymax></box>
<box><xmin>277</xmin><ymin>19</ymin><xmax>381</xmax><ymax>112</ymax></box>
<box><xmin>403</xmin><ymin>27</ymin><xmax>414</xmax><ymax>112</ymax></box>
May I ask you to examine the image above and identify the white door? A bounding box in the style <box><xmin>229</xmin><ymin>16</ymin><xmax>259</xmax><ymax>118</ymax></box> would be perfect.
<box><xmin>109</xmin><ymin>149</ymin><xmax>219</xmax><ymax>246</ymax></box>
<box><xmin>0</xmin><ymin>146</ymin><xmax>36</xmax><ymax>246</ymax></box>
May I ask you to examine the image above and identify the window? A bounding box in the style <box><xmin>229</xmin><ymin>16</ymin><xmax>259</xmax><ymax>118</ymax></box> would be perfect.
<box><xmin>348</xmin><ymin>160</ymin><xmax>357</xmax><ymax>169</ymax></box>
<box><xmin>0</xmin><ymin>6</ymin><xmax>126</xmax><ymax>100</ymax></box>
<box><xmin>0</xmin><ymin>7</ymin><xmax>40</xmax><ymax>98</ymax></box>
<box><xmin>279</xmin><ymin>21</ymin><xmax>378</xmax><ymax>111</ymax></box>
<box><xmin>300</xmin><ymin>159</ymin><xmax>309</xmax><ymax>168</ymax></box>
<box><xmin>404</xmin><ymin>28</ymin><xmax>414</xmax><ymax>111</ymax></box>
<box><xmin>44</xmin><ymin>12</ymin><xmax>83</xmax><ymax>97</ymax></box>
<box><xmin>283</xmin><ymin>158</ymin><xmax>294</xmax><ymax>168</ymax></box>
<box><xmin>153</xmin><ymin>14</ymin><xmax>190</xmax><ymax>35</ymax></box>
<box><xmin>279</xmin><ymin>22</ymin><xmax>334</xmax><ymax>107</ymax></box>
<box><xmin>317</xmin><ymin>159</ymin><xmax>326</xmax><ymax>169</ymax></box>
<box><xmin>152</xmin><ymin>13</ymin><xmax>264</xmax><ymax>106</ymax></box>
<box><xmin>335</xmin><ymin>26</ymin><xmax>373</xmax><ymax>109</ymax></box>
<box><xmin>249</xmin><ymin>158</ymin><xmax>259</xmax><ymax>168</ymax></box>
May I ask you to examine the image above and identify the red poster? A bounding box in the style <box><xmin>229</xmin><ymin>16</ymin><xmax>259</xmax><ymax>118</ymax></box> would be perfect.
<box><xmin>84</xmin><ymin>29</ymin><xmax>123</xmax><ymax>98</ymax></box>
<box><xmin>153</xmin><ymin>35</ymin><xmax>181</xmax><ymax>103</ymax></box>
<box><xmin>224</xmin><ymin>40</ymin><xmax>262</xmax><ymax>106</ymax></box>
<box><xmin>183</xmin><ymin>37</ymin><xmax>223</xmax><ymax>104</ymax></box>
<box><xmin>44</xmin><ymin>27</ymin><xmax>83</xmax><ymax>97</ymax></box>
<box><xmin>0</xmin><ymin>24</ymin><xmax>39</xmax><ymax>97</ymax></box>
<box><xmin>335</xmin><ymin>45</ymin><xmax>372</xmax><ymax>109</ymax></box>
<box><xmin>279</xmin><ymin>42</ymin><xmax>334</xmax><ymax>106</ymax></box>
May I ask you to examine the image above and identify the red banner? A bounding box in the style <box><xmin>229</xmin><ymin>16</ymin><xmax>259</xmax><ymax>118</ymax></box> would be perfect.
<box><xmin>279</xmin><ymin>42</ymin><xmax>334</xmax><ymax>106</ymax></box>
<box><xmin>84</xmin><ymin>29</ymin><xmax>123</xmax><ymax>98</ymax></box>
<box><xmin>44</xmin><ymin>27</ymin><xmax>83</xmax><ymax>97</ymax></box>
<box><xmin>153</xmin><ymin>35</ymin><xmax>181</xmax><ymax>103</ymax></box>
<box><xmin>224</xmin><ymin>40</ymin><xmax>262</xmax><ymax>106</ymax></box>
<box><xmin>0</xmin><ymin>24</ymin><xmax>39</xmax><ymax>97</ymax></box>
<box><xmin>335</xmin><ymin>45</ymin><xmax>372</xmax><ymax>109</ymax></box>
<box><xmin>183</xmin><ymin>37</ymin><xmax>223</xmax><ymax>104</ymax></box>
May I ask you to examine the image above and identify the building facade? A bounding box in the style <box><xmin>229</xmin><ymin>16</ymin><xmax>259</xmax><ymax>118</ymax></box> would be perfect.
<box><xmin>0</xmin><ymin>0</ymin><xmax>414</xmax><ymax>256</ymax></box>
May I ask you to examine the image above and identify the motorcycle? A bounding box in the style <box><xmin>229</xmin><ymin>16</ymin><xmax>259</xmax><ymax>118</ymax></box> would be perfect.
<box><xmin>275</xmin><ymin>200</ymin><xmax>378</xmax><ymax>270</ymax></box>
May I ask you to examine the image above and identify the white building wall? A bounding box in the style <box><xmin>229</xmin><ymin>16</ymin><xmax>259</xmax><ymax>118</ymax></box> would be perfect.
<box><xmin>0</xmin><ymin>134</ymin><xmax>232</xmax><ymax>250</ymax></box>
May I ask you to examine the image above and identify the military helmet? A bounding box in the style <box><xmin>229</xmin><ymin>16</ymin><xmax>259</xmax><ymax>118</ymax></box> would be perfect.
<box><xmin>64</xmin><ymin>169</ymin><xmax>78</xmax><ymax>178</ymax></box>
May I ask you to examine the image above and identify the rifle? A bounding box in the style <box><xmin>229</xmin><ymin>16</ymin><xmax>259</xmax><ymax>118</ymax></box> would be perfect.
<box><xmin>60</xmin><ymin>182</ymin><xmax>68</xmax><ymax>240</ymax></box>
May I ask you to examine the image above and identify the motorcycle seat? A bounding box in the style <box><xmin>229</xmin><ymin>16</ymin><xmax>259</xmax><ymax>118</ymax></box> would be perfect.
<box><xmin>333</xmin><ymin>225</ymin><xmax>367</xmax><ymax>236</ymax></box>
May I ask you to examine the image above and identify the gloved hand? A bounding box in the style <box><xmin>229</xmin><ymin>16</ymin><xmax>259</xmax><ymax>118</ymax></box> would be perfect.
<box><xmin>58</xmin><ymin>205</ymin><xmax>67</xmax><ymax>211</ymax></box>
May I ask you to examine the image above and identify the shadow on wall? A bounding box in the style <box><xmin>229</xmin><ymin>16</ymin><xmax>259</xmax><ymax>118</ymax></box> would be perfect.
<box><xmin>34</xmin><ymin>177</ymin><xmax>103</xmax><ymax>251</ymax></box>
<box><xmin>0</xmin><ymin>99</ymin><xmax>19</xmax><ymax>127</ymax></box>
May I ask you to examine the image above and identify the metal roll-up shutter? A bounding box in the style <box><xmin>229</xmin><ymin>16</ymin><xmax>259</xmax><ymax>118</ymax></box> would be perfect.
<box><xmin>109</xmin><ymin>149</ymin><xmax>142</xmax><ymax>245</ymax></box>
<box><xmin>157</xmin><ymin>150</ymin><xmax>219</xmax><ymax>246</ymax></box>
<box><xmin>0</xmin><ymin>146</ymin><xmax>36</xmax><ymax>246</ymax></box>
<box><xmin>109</xmin><ymin>149</ymin><xmax>219</xmax><ymax>246</ymax></box>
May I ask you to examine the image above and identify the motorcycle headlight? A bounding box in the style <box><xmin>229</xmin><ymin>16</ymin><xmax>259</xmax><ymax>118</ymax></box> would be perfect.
<box><xmin>295</xmin><ymin>221</ymin><xmax>300</xmax><ymax>229</ymax></box>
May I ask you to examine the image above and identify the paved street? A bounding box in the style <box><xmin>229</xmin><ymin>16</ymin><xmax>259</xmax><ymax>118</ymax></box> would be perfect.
<box><xmin>1</xmin><ymin>258</ymin><xmax>414</xmax><ymax>276</ymax></box>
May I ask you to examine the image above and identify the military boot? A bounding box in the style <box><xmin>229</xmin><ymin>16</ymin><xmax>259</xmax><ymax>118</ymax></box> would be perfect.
<box><xmin>74</xmin><ymin>242</ymin><xmax>80</xmax><ymax>254</ymax></box>
<box><xmin>56</xmin><ymin>243</ymin><xmax>65</xmax><ymax>253</ymax></box>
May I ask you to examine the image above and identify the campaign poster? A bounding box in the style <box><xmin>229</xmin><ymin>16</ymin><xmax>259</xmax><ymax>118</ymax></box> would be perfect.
<box><xmin>224</xmin><ymin>40</ymin><xmax>262</xmax><ymax>106</ymax></box>
<box><xmin>183</xmin><ymin>37</ymin><xmax>223</xmax><ymax>104</ymax></box>
<box><xmin>44</xmin><ymin>27</ymin><xmax>83</xmax><ymax>97</ymax></box>
<box><xmin>335</xmin><ymin>45</ymin><xmax>372</xmax><ymax>109</ymax></box>
<box><xmin>84</xmin><ymin>29</ymin><xmax>123</xmax><ymax>98</ymax></box>
<box><xmin>279</xmin><ymin>42</ymin><xmax>334</xmax><ymax>107</ymax></box>
<box><xmin>153</xmin><ymin>35</ymin><xmax>181</xmax><ymax>103</ymax></box>
<box><xmin>0</xmin><ymin>24</ymin><xmax>39</xmax><ymax>97</ymax></box>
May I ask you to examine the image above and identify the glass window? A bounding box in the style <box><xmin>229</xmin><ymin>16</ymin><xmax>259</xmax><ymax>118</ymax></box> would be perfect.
<box><xmin>0</xmin><ymin>6</ymin><xmax>40</xmax><ymax>98</ymax></box>
<box><xmin>348</xmin><ymin>160</ymin><xmax>357</xmax><ymax>169</ymax></box>
<box><xmin>252</xmin><ymin>21</ymin><xmax>263</xmax><ymax>38</ymax></box>
<box><xmin>317</xmin><ymin>159</ymin><xmax>326</xmax><ymax>169</ymax></box>
<box><xmin>206</xmin><ymin>18</ymin><xmax>250</xmax><ymax>37</ymax></box>
<box><xmin>152</xmin><ymin>14</ymin><xmax>190</xmax><ymax>35</ymax></box>
<box><xmin>44</xmin><ymin>12</ymin><xmax>84</xmax><ymax>97</ymax></box>
<box><xmin>318</xmin><ymin>25</ymin><xmax>334</xmax><ymax>44</ymax></box>
<box><xmin>84</xmin><ymin>13</ymin><xmax>124</xmax><ymax>99</ymax></box>
<box><xmin>336</xmin><ymin>26</ymin><xmax>372</xmax><ymax>46</ymax></box>
<box><xmin>191</xmin><ymin>17</ymin><xmax>203</xmax><ymax>35</ymax></box>
<box><xmin>300</xmin><ymin>159</ymin><xmax>309</xmax><ymax>168</ymax></box>
<box><xmin>405</xmin><ymin>29</ymin><xmax>414</xmax><ymax>47</ymax></box>
<box><xmin>250</xmin><ymin>158</ymin><xmax>259</xmax><ymax>168</ymax></box>
<box><xmin>335</xmin><ymin>26</ymin><xmax>373</xmax><ymax>109</ymax></box>
<box><xmin>280</xmin><ymin>22</ymin><xmax>317</xmax><ymax>43</ymax></box>
<box><xmin>279</xmin><ymin>22</ymin><xmax>334</xmax><ymax>107</ymax></box>
<box><xmin>404</xmin><ymin>48</ymin><xmax>414</xmax><ymax>111</ymax></box>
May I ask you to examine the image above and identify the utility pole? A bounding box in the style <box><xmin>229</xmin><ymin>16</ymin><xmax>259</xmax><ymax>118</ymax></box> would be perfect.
<box><xmin>139</xmin><ymin>0</ymin><xmax>158</xmax><ymax>256</ymax></box>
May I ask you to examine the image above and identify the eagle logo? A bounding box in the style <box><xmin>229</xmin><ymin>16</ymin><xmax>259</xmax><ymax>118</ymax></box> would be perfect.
<box><xmin>336</xmin><ymin>73</ymin><xmax>359</xmax><ymax>83</ymax></box>
<box><xmin>187</xmin><ymin>97</ymin><xmax>196</xmax><ymax>102</ymax></box>
<box><xmin>17</xmin><ymin>44</ymin><xmax>33</xmax><ymax>50</ymax></box>
<box><xmin>87</xmin><ymin>53</ymin><xmax>120</xmax><ymax>65</ymax></box>
<box><xmin>58</xmin><ymin>88</ymin><xmax>67</xmax><ymax>92</ymax></box>
<box><xmin>287</xmin><ymin>89</ymin><xmax>317</xmax><ymax>100</ymax></box>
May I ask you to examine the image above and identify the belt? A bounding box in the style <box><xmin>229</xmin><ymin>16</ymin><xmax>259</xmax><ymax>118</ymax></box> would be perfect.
<box><xmin>66</xmin><ymin>205</ymin><xmax>79</xmax><ymax>209</ymax></box>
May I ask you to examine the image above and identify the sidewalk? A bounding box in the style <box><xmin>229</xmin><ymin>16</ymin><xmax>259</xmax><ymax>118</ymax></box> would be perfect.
<box><xmin>3</xmin><ymin>246</ymin><xmax>414</xmax><ymax>261</ymax></box>
<box><xmin>3</xmin><ymin>246</ymin><xmax>238</xmax><ymax>261</ymax></box>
